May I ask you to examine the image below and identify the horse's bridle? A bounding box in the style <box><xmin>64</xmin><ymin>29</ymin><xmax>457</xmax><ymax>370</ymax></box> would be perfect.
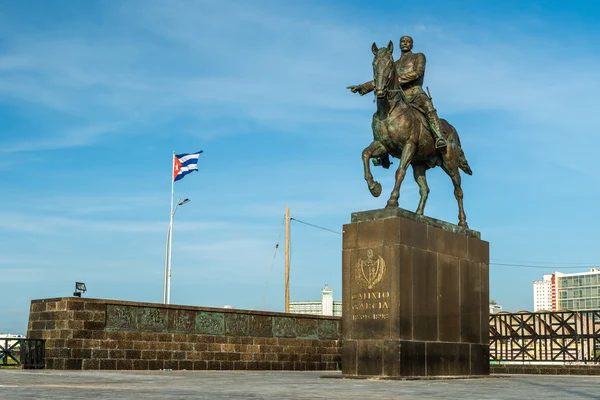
<box><xmin>379</xmin><ymin>56</ymin><xmax>394</xmax><ymax>97</ymax></box>
<box><xmin>374</xmin><ymin>58</ymin><xmax>406</xmax><ymax>103</ymax></box>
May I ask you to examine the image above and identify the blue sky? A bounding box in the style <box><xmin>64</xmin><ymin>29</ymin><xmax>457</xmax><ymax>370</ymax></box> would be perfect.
<box><xmin>2</xmin><ymin>0</ymin><xmax>600</xmax><ymax>334</ymax></box>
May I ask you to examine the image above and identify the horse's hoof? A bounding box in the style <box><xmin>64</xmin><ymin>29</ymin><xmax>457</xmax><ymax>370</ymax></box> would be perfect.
<box><xmin>369</xmin><ymin>182</ymin><xmax>382</xmax><ymax>197</ymax></box>
<box><xmin>385</xmin><ymin>199</ymin><xmax>398</xmax><ymax>208</ymax></box>
<box><xmin>459</xmin><ymin>221</ymin><xmax>469</xmax><ymax>229</ymax></box>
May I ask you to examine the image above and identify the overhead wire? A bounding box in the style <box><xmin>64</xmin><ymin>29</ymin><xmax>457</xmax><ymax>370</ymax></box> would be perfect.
<box><xmin>290</xmin><ymin>218</ymin><xmax>341</xmax><ymax>235</ymax></box>
<box><xmin>491</xmin><ymin>258</ymin><xmax>599</xmax><ymax>266</ymax></box>
<box><xmin>490</xmin><ymin>262</ymin><xmax>598</xmax><ymax>270</ymax></box>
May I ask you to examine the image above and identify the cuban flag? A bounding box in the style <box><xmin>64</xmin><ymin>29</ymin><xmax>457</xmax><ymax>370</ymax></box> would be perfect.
<box><xmin>173</xmin><ymin>151</ymin><xmax>203</xmax><ymax>182</ymax></box>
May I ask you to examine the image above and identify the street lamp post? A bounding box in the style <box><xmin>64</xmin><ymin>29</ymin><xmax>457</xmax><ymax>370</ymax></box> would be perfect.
<box><xmin>163</xmin><ymin>197</ymin><xmax>190</xmax><ymax>304</ymax></box>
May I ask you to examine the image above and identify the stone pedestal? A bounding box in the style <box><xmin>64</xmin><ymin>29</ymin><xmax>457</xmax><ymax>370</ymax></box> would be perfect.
<box><xmin>341</xmin><ymin>208</ymin><xmax>489</xmax><ymax>377</ymax></box>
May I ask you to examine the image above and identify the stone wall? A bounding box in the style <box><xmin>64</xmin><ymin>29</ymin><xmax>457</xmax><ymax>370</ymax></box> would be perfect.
<box><xmin>27</xmin><ymin>297</ymin><xmax>341</xmax><ymax>371</ymax></box>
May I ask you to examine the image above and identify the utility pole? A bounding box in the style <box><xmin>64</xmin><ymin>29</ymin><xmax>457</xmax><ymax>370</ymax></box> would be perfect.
<box><xmin>285</xmin><ymin>207</ymin><xmax>290</xmax><ymax>313</ymax></box>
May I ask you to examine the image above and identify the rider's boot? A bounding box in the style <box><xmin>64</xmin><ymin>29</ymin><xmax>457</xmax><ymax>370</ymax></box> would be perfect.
<box><xmin>426</xmin><ymin>109</ymin><xmax>447</xmax><ymax>154</ymax></box>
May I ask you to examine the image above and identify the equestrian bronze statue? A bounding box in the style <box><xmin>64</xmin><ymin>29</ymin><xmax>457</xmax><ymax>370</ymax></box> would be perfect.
<box><xmin>347</xmin><ymin>38</ymin><xmax>472</xmax><ymax>227</ymax></box>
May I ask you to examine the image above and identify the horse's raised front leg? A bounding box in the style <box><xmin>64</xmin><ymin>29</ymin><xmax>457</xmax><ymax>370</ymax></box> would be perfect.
<box><xmin>441</xmin><ymin>163</ymin><xmax>468</xmax><ymax>228</ymax></box>
<box><xmin>386</xmin><ymin>143</ymin><xmax>416</xmax><ymax>208</ymax></box>
<box><xmin>362</xmin><ymin>141</ymin><xmax>387</xmax><ymax>197</ymax></box>
<box><xmin>412</xmin><ymin>163</ymin><xmax>429</xmax><ymax>215</ymax></box>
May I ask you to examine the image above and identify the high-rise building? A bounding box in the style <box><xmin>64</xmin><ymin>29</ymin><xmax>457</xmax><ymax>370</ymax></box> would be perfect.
<box><xmin>556</xmin><ymin>268</ymin><xmax>600</xmax><ymax>311</ymax></box>
<box><xmin>289</xmin><ymin>284</ymin><xmax>342</xmax><ymax>316</ymax></box>
<box><xmin>533</xmin><ymin>268</ymin><xmax>600</xmax><ymax>311</ymax></box>
<box><xmin>321</xmin><ymin>284</ymin><xmax>334</xmax><ymax>316</ymax></box>
<box><xmin>533</xmin><ymin>274</ymin><xmax>555</xmax><ymax>311</ymax></box>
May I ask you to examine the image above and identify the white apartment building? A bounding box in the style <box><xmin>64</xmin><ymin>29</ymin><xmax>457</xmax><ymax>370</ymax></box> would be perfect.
<box><xmin>533</xmin><ymin>268</ymin><xmax>600</xmax><ymax>311</ymax></box>
<box><xmin>289</xmin><ymin>284</ymin><xmax>342</xmax><ymax>316</ymax></box>
<box><xmin>533</xmin><ymin>274</ymin><xmax>555</xmax><ymax>311</ymax></box>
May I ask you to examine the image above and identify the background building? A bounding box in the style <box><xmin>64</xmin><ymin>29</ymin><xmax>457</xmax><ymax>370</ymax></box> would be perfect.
<box><xmin>489</xmin><ymin>300</ymin><xmax>503</xmax><ymax>314</ymax></box>
<box><xmin>533</xmin><ymin>274</ymin><xmax>555</xmax><ymax>311</ymax></box>
<box><xmin>533</xmin><ymin>268</ymin><xmax>600</xmax><ymax>311</ymax></box>
<box><xmin>289</xmin><ymin>284</ymin><xmax>342</xmax><ymax>316</ymax></box>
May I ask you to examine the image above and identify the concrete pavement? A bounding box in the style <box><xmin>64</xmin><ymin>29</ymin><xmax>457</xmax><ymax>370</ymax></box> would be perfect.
<box><xmin>0</xmin><ymin>370</ymin><xmax>599</xmax><ymax>399</ymax></box>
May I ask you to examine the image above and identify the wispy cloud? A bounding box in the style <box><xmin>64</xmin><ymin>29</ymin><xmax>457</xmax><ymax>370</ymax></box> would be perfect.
<box><xmin>0</xmin><ymin>210</ymin><xmax>278</xmax><ymax>236</ymax></box>
<box><xmin>2</xmin><ymin>122</ymin><xmax>126</xmax><ymax>153</ymax></box>
<box><xmin>25</xmin><ymin>193</ymin><xmax>166</xmax><ymax>215</ymax></box>
<box><xmin>0</xmin><ymin>257</ymin><xmax>52</xmax><ymax>266</ymax></box>
<box><xmin>0</xmin><ymin>212</ymin><xmax>158</xmax><ymax>234</ymax></box>
<box><xmin>0</xmin><ymin>269</ymin><xmax>51</xmax><ymax>284</ymax></box>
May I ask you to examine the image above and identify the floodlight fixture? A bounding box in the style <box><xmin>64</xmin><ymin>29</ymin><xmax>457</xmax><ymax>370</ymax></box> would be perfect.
<box><xmin>74</xmin><ymin>282</ymin><xmax>87</xmax><ymax>297</ymax></box>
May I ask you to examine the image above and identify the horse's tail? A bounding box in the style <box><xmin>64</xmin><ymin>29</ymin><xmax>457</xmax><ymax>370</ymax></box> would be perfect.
<box><xmin>455</xmin><ymin>131</ymin><xmax>472</xmax><ymax>175</ymax></box>
<box><xmin>444</xmin><ymin>120</ymin><xmax>472</xmax><ymax>175</ymax></box>
<box><xmin>459</xmin><ymin>150</ymin><xmax>472</xmax><ymax>175</ymax></box>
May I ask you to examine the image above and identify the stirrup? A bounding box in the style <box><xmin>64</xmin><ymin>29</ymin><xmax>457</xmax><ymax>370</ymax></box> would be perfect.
<box><xmin>435</xmin><ymin>138</ymin><xmax>447</xmax><ymax>152</ymax></box>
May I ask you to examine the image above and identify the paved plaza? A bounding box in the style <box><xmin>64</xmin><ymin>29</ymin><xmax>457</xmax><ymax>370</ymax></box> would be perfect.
<box><xmin>0</xmin><ymin>370</ymin><xmax>599</xmax><ymax>399</ymax></box>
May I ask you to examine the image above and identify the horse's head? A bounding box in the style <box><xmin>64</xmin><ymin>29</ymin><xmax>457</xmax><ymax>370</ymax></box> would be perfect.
<box><xmin>371</xmin><ymin>40</ymin><xmax>395</xmax><ymax>99</ymax></box>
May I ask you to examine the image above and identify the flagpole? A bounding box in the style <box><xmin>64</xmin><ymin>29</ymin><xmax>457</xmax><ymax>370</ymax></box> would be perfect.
<box><xmin>164</xmin><ymin>151</ymin><xmax>175</xmax><ymax>304</ymax></box>
<box><xmin>163</xmin><ymin>225</ymin><xmax>170</xmax><ymax>304</ymax></box>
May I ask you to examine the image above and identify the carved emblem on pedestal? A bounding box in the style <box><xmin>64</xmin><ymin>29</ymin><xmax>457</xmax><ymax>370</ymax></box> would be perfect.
<box><xmin>356</xmin><ymin>249</ymin><xmax>386</xmax><ymax>289</ymax></box>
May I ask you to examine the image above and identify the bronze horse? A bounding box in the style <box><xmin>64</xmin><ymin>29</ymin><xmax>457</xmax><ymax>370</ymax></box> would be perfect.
<box><xmin>361</xmin><ymin>41</ymin><xmax>472</xmax><ymax>227</ymax></box>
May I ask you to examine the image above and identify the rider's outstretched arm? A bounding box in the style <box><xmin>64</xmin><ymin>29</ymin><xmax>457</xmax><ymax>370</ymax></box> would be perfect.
<box><xmin>348</xmin><ymin>80</ymin><xmax>375</xmax><ymax>95</ymax></box>
<box><xmin>359</xmin><ymin>81</ymin><xmax>375</xmax><ymax>94</ymax></box>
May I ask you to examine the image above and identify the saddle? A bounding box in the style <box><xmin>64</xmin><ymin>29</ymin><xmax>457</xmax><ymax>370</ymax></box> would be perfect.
<box><xmin>372</xmin><ymin>103</ymin><xmax>446</xmax><ymax>170</ymax></box>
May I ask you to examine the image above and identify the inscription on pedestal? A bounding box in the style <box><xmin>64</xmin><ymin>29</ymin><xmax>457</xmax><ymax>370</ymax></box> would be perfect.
<box><xmin>352</xmin><ymin>249</ymin><xmax>390</xmax><ymax>321</ymax></box>
<box><xmin>351</xmin><ymin>292</ymin><xmax>390</xmax><ymax>320</ymax></box>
